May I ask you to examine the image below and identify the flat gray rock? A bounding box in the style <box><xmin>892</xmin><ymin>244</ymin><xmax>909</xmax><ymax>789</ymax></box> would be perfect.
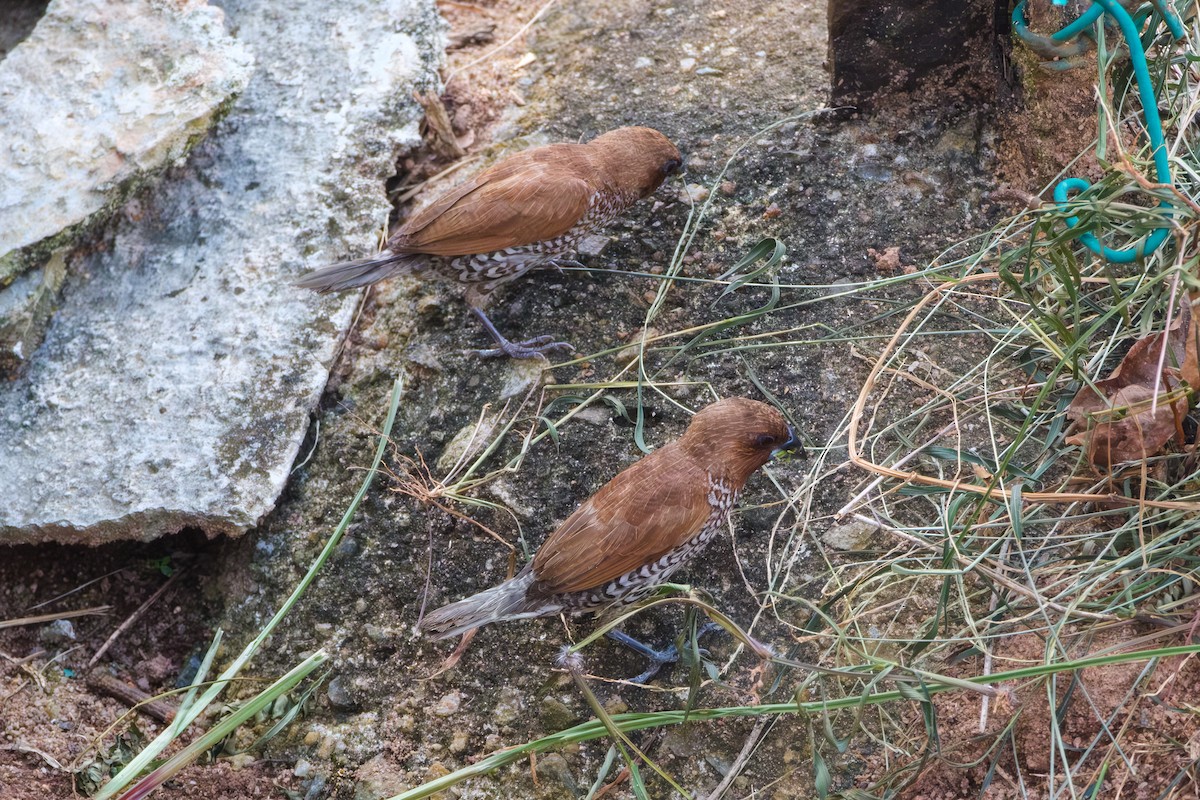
<box><xmin>0</xmin><ymin>0</ymin><xmax>444</xmax><ymax>544</ymax></box>
<box><xmin>0</xmin><ymin>0</ymin><xmax>254</xmax><ymax>280</ymax></box>
<box><xmin>0</xmin><ymin>0</ymin><xmax>254</xmax><ymax>374</ymax></box>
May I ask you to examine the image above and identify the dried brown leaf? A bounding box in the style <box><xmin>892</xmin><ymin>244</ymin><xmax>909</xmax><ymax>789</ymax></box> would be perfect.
<box><xmin>1066</xmin><ymin>299</ymin><xmax>1192</xmax><ymax>469</ymax></box>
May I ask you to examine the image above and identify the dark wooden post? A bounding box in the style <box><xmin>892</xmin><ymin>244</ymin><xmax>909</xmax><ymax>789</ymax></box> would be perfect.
<box><xmin>828</xmin><ymin>0</ymin><xmax>1008</xmax><ymax>109</ymax></box>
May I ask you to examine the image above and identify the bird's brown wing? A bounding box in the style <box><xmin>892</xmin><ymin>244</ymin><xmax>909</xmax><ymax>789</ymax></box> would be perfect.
<box><xmin>391</xmin><ymin>150</ymin><xmax>594</xmax><ymax>257</ymax></box>
<box><xmin>531</xmin><ymin>449</ymin><xmax>712</xmax><ymax>596</ymax></box>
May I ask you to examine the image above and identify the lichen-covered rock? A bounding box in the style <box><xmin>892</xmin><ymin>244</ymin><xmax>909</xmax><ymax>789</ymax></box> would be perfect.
<box><xmin>0</xmin><ymin>0</ymin><xmax>444</xmax><ymax>544</ymax></box>
<box><xmin>821</xmin><ymin>519</ymin><xmax>878</xmax><ymax>551</ymax></box>
<box><xmin>0</xmin><ymin>0</ymin><xmax>253</xmax><ymax>281</ymax></box>
<box><xmin>0</xmin><ymin>0</ymin><xmax>254</xmax><ymax>373</ymax></box>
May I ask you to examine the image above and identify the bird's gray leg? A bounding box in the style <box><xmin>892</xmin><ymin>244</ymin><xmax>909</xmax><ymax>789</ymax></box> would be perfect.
<box><xmin>606</xmin><ymin>621</ymin><xmax>723</xmax><ymax>684</ymax></box>
<box><xmin>468</xmin><ymin>305</ymin><xmax>575</xmax><ymax>360</ymax></box>
<box><xmin>468</xmin><ymin>303</ymin><xmax>576</xmax><ymax>359</ymax></box>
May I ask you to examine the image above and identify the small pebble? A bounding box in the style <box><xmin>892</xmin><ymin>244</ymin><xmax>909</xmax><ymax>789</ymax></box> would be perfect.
<box><xmin>227</xmin><ymin>753</ymin><xmax>256</xmax><ymax>770</ymax></box>
<box><xmin>492</xmin><ymin>686</ymin><xmax>524</xmax><ymax>726</ymax></box>
<box><xmin>326</xmin><ymin>676</ymin><xmax>356</xmax><ymax>709</ymax></box>
<box><xmin>540</xmin><ymin>696</ymin><xmax>578</xmax><ymax>730</ymax></box>
<box><xmin>679</xmin><ymin>57</ymin><xmax>696</xmax><ymax>71</ymax></box>
<box><xmin>684</xmin><ymin>183</ymin><xmax>709</xmax><ymax>203</ymax></box>
<box><xmin>432</xmin><ymin>691</ymin><xmax>462</xmax><ymax>716</ymax></box>
<box><xmin>822</xmin><ymin>520</ymin><xmax>878</xmax><ymax>551</ymax></box>
<box><xmin>536</xmin><ymin>753</ymin><xmax>578</xmax><ymax>793</ymax></box>
<box><xmin>39</xmin><ymin>619</ymin><xmax>76</xmax><ymax>647</ymax></box>
<box><xmin>363</xmin><ymin>623</ymin><xmax>396</xmax><ymax>643</ymax></box>
<box><xmin>603</xmin><ymin>695</ymin><xmax>629</xmax><ymax>715</ymax></box>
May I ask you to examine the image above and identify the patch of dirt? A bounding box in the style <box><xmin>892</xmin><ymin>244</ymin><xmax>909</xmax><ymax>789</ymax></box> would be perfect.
<box><xmin>990</xmin><ymin>0</ymin><xmax>1147</xmax><ymax>194</ymax></box>
<box><xmin>851</xmin><ymin>619</ymin><xmax>1200</xmax><ymax>799</ymax></box>
<box><xmin>0</xmin><ymin>535</ymin><xmax>226</xmax><ymax>794</ymax></box>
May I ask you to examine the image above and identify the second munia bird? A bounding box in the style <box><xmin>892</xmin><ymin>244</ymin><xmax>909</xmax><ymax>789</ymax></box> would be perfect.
<box><xmin>297</xmin><ymin>126</ymin><xmax>683</xmax><ymax>359</ymax></box>
<box><xmin>420</xmin><ymin>397</ymin><xmax>799</xmax><ymax>677</ymax></box>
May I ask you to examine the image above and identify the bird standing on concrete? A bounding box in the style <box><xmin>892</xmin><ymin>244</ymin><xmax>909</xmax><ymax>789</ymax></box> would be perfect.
<box><xmin>420</xmin><ymin>398</ymin><xmax>799</xmax><ymax>676</ymax></box>
<box><xmin>297</xmin><ymin>126</ymin><xmax>683</xmax><ymax>359</ymax></box>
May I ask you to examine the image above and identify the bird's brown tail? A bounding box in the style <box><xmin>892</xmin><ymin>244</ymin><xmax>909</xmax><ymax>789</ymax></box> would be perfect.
<box><xmin>420</xmin><ymin>570</ymin><xmax>556</xmax><ymax>640</ymax></box>
<box><xmin>295</xmin><ymin>250</ymin><xmax>421</xmax><ymax>293</ymax></box>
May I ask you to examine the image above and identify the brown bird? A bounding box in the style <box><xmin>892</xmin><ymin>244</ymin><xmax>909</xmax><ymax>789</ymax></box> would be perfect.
<box><xmin>297</xmin><ymin>126</ymin><xmax>683</xmax><ymax>359</ymax></box>
<box><xmin>420</xmin><ymin>397</ymin><xmax>799</xmax><ymax>677</ymax></box>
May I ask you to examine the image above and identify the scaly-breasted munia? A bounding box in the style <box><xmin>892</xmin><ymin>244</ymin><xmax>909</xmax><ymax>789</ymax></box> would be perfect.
<box><xmin>420</xmin><ymin>398</ymin><xmax>798</xmax><ymax>657</ymax></box>
<box><xmin>297</xmin><ymin>126</ymin><xmax>683</xmax><ymax>359</ymax></box>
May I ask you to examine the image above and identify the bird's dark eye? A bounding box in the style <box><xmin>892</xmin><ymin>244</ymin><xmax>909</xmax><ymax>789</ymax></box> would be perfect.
<box><xmin>754</xmin><ymin>433</ymin><xmax>777</xmax><ymax>448</ymax></box>
<box><xmin>661</xmin><ymin>158</ymin><xmax>683</xmax><ymax>176</ymax></box>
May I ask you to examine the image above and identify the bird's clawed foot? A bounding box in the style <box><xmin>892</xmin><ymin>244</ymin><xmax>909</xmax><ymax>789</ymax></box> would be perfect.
<box><xmin>469</xmin><ymin>306</ymin><xmax>575</xmax><ymax>360</ymax></box>
<box><xmin>470</xmin><ymin>334</ymin><xmax>576</xmax><ymax>360</ymax></box>
<box><xmin>548</xmin><ymin>258</ymin><xmax>586</xmax><ymax>273</ymax></box>
<box><xmin>607</xmin><ymin>621</ymin><xmax>723</xmax><ymax>684</ymax></box>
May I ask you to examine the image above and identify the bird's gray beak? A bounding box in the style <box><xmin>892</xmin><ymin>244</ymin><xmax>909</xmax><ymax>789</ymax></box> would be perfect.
<box><xmin>772</xmin><ymin>425</ymin><xmax>803</xmax><ymax>459</ymax></box>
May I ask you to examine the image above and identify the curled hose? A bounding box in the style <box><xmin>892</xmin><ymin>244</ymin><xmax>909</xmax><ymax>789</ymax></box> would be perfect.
<box><xmin>1012</xmin><ymin>0</ymin><xmax>1184</xmax><ymax>262</ymax></box>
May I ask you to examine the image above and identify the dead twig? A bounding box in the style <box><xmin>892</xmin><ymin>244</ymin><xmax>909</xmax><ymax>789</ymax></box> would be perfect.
<box><xmin>0</xmin><ymin>606</ymin><xmax>112</xmax><ymax>630</ymax></box>
<box><xmin>447</xmin><ymin>25</ymin><xmax>497</xmax><ymax>51</ymax></box>
<box><xmin>414</xmin><ymin>90</ymin><xmax>467</xmax><ymax>160</ymax></box>
<box><xmin>424</xmin><ymin>628</ymin><xmax>479</xmax><ymax>680</ymax></box>
<box><xmin>0</xmin><ymin>742</ymin><xmax>65</xmax><ymax>771</ymax></box>
<box><xmin>88</xmin><ymin>571</ymin><xmax>183</xmax><ymax>668</ymax></box>
<box><xmin>392</xmin><ymin>155</ymin><xmax>481</xmax><ymax>204</ymax></box>
<box><xmin>387</xmin><ymin>446</ymin><xmax>515</xmax><ymax>552</ymax></box>
<box><xmin>592</xmin><ymin>766</ymin><xmax>631</xmax><ymax>799</ymax></box>
<box><xmin>702</xmin><ymin>716</ymin><xmax>771</xmax><ymax>800</ymax></box>
<box><xmin>987</xmin><ymin>186</ymin><xmax>1044</xmax><ymax>210</ymax></box>
<box><xmin>27</xmin><ymin>568</ymin><xmax>127</xmax><ymax>610</ymax></box>
<box><xmin>0</xmin><ymin>679</ymin><xmax>29</xmax><ymax>708</ymax></box>
<box><xmin>85</xmin><ymin>671</ymin><xmax>177</xmax><ymax>724</ymax></box>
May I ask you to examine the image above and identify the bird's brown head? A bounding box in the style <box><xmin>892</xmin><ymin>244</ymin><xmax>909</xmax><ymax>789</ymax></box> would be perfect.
<box><xmin>675</xmin><ymin>397</ymin><xmax>798</xmax><ymax>486</ymax></box>
<box><xmin>587</xmin><ymin>126</ymin><xmax>683</xmax><ymax>199</ymax></box>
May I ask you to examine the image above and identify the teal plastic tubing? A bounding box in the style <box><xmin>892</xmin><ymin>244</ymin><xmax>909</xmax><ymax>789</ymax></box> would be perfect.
<box><xmin>1013</xmin><ymin>0</ymin><xmax>1184</xmax><ymax>263</ymax></box>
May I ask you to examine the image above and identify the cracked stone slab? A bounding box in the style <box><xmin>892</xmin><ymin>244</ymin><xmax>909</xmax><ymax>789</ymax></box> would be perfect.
<box><xmin>0</xmin><ymin>0</ymin><xmax>444</xmax><ymax>544</ymax></box>
<box><xmin>0</xmin><ymin>0</ymin><xmax>255</xmax><ymax>374</ymax></box>
<box><xmin>0</xmin><ymin>0</ymin><xmax>254</xmax><ymax>282</ymax></box>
